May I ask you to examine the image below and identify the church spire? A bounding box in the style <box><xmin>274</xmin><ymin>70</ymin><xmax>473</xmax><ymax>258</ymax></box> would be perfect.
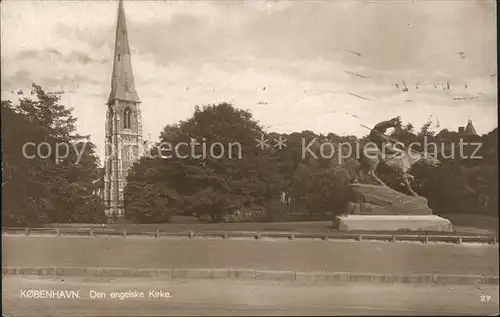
<box><xmin>107</xmin><ymin>0</ymin><xmax>140</xmax><ymax>105</ymax></box>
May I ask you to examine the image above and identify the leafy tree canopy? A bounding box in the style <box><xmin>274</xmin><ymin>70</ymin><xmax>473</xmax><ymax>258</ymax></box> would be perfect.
<box><xmin>2</xmin><ymin>84</ymin><xmax>106</xmax><ymax>225</ymax></box>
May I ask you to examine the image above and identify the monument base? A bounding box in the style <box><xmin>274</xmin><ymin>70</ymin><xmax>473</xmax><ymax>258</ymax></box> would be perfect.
<box><xmin>334</xmin><ymin>215</ymin><xmax>453</xmax><ymax>232</ymax></box>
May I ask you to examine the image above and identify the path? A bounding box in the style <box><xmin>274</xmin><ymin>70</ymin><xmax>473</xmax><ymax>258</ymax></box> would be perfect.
<box><xmin>3</xmin><ymin>236</ymin><xmax>498</xmax><ymax>275</ymax></box>
<box><xmin>3</xmin><ymin>276</ymin><xmax>498</xmax><ymax>316</ymax></box>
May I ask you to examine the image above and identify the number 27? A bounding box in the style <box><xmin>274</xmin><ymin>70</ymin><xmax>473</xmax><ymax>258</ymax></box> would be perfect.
<box><xmin>480</xmin><ymin>295</ymin><xmax>491</xmax><ymax>302</ymax></box>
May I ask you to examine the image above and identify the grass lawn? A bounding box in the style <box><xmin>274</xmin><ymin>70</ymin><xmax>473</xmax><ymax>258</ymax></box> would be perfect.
<box><xmin>442</xmin><ymin>214</ymin><xmax>498</xmax><ymax>232</ymax></box>
<box><xmin>33</xmin><ymin>213</ymin><xmax>498</xmax><ymax>236</ymax></box>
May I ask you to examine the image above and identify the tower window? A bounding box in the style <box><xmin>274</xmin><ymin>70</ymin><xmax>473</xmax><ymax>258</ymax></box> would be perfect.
<box><xmin>118</xmin><ymin>54</ymin><xmax>121</xmax><ymax>61</ymax></box>
<box><xmin>108</xmin><ymin>108</ymin><xmax>114</xmax><ymax>135</ymax></box>
<box><xmin>124</xmin><ymin>107</ymin><xmax>131</xmax><ymax>129</ymax></box>
<box><xmin>125</xmin><ymin>82</ymin><xmax>129</xmax><ymax>92</ymax></box>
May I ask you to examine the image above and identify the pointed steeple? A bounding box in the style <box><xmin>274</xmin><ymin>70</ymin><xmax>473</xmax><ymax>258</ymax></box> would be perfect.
<box><xmin>464</xmin><ymin>119</ymin><xmax>477</xmax><ymax>135</ymax></box>
<box><xmin>107</xmin><ymin>0</ymin><xmax>140</xmax><ymax>105</ymax></box>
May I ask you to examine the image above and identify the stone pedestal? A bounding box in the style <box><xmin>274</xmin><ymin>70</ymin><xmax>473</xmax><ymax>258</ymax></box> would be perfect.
<box><xmin>345</xmin><ymin>183</ymin><xmax>433</xmax><ymax>215</ymax></box>
<box><xmin>333</xmin><ymin>183</ymin><xmax>453</xmax><ymax>232</ymax></box>
<box><xmin>334</xmin><ymin>214</ymin><xmax>453</xmax><ymax>232</ymax></box>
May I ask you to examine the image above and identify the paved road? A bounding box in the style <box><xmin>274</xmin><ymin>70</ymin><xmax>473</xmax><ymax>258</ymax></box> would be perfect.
<box><xmin>3</xmin><ymin>276</ymin><xmax>498</xmax><ymax>316</ymax></box>
<box><xmin>3</xmin><ymin>236</ymin><xmax>498</xmax><ymax>275</ymax></box>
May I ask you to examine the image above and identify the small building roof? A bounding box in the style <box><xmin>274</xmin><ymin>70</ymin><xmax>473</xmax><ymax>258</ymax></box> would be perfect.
<box><xmin>464</xmin><ymin>120</ymin><xmax>477</xmax><ymax>135</ymax></box>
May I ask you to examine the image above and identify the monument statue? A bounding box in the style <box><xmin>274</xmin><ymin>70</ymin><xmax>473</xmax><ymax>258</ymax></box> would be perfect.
<box><xmin>334</xmin><ymin>117</ymin><xmax>452</xmax><ymax>232</ymax></box>
<box><xmin>356</xmin><ymin>116</ymin><xmax>441</xmax><ymax>196</ymax></box>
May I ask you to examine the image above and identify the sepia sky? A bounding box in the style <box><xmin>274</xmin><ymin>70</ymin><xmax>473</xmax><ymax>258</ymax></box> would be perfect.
<box><xmin>1</xmin><ymin>0</ymin><xmax>497</xmax><ymax>163</ymax></box>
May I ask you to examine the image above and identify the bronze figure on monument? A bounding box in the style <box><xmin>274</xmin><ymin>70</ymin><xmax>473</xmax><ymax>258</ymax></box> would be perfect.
<box><xmin>335</xmin><ymin>117</ymin><xmax>452</xmax><ymax>232</ymax></box>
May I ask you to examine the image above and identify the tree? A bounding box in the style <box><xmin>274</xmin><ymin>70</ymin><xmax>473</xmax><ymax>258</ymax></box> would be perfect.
<box><xmin>125</xmin><ymin>157</ymin><xmax>183</xmax><ymax>223</ymax></box>
<box><xmin>387</xmin><ymin>121</ymin><xmax>498</xmax><ymax>217</ymax></box>
<box><xmin>125</xmin><ymin>107</ymin><xmax>497</xmax><ymax>223</ymax></box>
<box><xmin>124</xmin><ymin>103</ymin><xmax>284</xmax><ymax>222</ymax></box>
<box><xmin>274</xmin><ymin>131</ymin><xmax>359</xmax><ymax>217</ymax></box>
<box><xmin>2</xmin><ymin>84</ymin><xmax>106</xmax><ymax>225</ymax></box>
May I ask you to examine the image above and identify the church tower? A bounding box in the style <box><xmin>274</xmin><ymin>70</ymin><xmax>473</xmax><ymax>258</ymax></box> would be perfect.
<box><xmin>104</xmin><ymin>0</ymin><xmax>143</xmax><ymax>219</ymax></box>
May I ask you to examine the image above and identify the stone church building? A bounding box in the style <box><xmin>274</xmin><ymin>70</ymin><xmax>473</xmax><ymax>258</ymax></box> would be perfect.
<box><xmin>103</xmin><ymin>0</ymin><xmax>143</xmax><ymax>219</ymax></box>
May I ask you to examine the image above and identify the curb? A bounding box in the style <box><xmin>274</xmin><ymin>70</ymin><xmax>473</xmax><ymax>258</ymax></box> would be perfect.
<box><xmin>3</xmin><ymin>266</ymin><xmax>498</xmax><ymax>285</ymax></box>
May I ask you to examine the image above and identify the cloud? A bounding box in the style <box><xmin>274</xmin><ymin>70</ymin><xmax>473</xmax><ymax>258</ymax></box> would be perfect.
<box><xmin>1</xmin><ymin>0</ymin><xmax>496</xmax><ymax>164</ymax></box>
<box><xmin>15</xmin><ymin>48</ymin><xmax>103</xmax><ymax>65</ymax></box>
<box><xmin>16</xmin><ymin>48</ymin><xmax>62</xmax><ymax>60</ymax></box>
